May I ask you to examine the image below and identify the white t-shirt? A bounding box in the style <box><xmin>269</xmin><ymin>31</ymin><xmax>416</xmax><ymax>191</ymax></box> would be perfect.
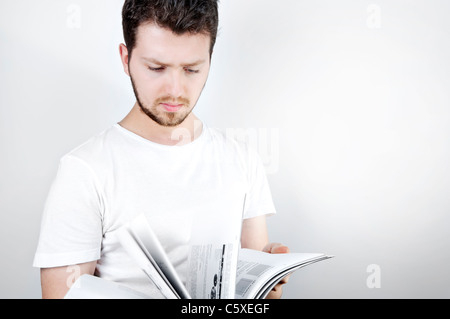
<box><xmin>33</xmin><ymin>123</ymin><xmax>276</xmax><ymax>297</ymax></box>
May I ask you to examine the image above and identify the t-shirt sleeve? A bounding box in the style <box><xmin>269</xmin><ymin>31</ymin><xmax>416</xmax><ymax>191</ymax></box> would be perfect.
<box><xmin>33</xmin><ymin>154</ymin><xmax>104</xmax><ymax>268</ymax></box>
<box><xmin>243</xmin><ymin>147</ymin><xmax>277</xmax><ymax>219</ymax></box>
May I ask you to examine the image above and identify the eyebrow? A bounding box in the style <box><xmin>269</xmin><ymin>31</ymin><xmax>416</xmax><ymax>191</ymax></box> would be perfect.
<box><xmin>141</xmin><ymin>57</ymin><xmax>206</xmax><ymax>67</ymax></box>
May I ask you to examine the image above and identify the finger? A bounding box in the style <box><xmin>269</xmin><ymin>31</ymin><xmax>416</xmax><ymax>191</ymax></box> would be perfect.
<box><xmin>262</xmin><ymin>243</ymin><xmax>278</xmax><ymax>253</ymax></box>
<box><xmin>272</xmin><ymin>244</ymin><xmax>290</xmax><ymax>254</ymax></box>
<box><xmin>265</xmin><ymin>243</ymin><xmax>290</xmax><ymax>254</ymax></box>
<box><xmin>279</xmin><ymin>273</ymin><xmax>291</xmax><ymax>284</ymax></box>
<box><xmin>266</xmin><ymin>284</ymin><xmax>283</xmax><ymax>299</ymax></box>
<box><xmin>263</xmin><ymin>243</ymin><xmax>289</xmax><ymax>254</ymax></box>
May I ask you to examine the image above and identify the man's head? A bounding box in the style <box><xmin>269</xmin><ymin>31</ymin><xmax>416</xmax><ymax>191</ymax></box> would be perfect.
<box><xmin>122</xmin><ymin>0</ymin><xmax>219</xmax><ymax>60</ymax></box>
<box><xmin>120</xmin><ymin>0</ymin><xmax>219</xmax><ymax>128</ymax></box>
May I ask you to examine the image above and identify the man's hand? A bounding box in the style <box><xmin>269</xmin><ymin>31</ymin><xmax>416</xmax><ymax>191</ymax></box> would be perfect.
<box><xmin>240</xmin><ymin>217</ymin><xmax>291</xmax><ymax>299</ymax></box>
<box><xmin>263</xmin><ymin>243</ymin><xmax>291</xmax><ymax>299</ymax></box>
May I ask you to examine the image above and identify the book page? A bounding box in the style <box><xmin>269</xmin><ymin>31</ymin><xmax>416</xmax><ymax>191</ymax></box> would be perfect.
<box><xmin>186</xmin><ymin>243</ymin><xmax>235</xmax><ymax>299</ymax></box>
<box><xmin>117</xmin><ymin>224</ymin><xmax>180</xmax><ymax>299</ymax></box>
<box><xmin>185</xmin><ymin>195</ymin><xmax>246</xmax><ymax>299</ymax></box>
<box><xmin>128</xmin><ymin>214</ymin><xmax>191</xmax><ymax>299</ymax></box>
<box><xmin>117</xmin><ymin>214</ymin><xmax>191</xmax><ymax>299</ymax></box>
<box><xmin>64</xmin><ymin>275</ymin><xmax>150</xmax><ymax>299</ymax></box>
<box><xmin>234</xmin><ymin>249</ymin><xmax>332</xmax><ymax>299</ymax></box>
<box><xmin>253</xmin><ymin>259</ymin><xmax>328</xmax><ymax>299</ymax></box>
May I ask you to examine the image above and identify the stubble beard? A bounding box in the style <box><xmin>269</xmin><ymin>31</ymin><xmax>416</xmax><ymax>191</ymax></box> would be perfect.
<box><xmin>130</xmin><ymin>75</ymin><xmax>193</xmax><ymax>127</ymax></box>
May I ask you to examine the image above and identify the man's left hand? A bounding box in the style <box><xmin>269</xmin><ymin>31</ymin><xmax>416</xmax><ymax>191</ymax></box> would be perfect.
<box><xmin>262</xmin><ymin>243</ymin><xmax>291</xmax><ymax>299</ymax></box>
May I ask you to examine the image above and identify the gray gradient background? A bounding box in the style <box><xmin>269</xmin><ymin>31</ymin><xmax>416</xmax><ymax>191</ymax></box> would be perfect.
<box><xmin>1</xmin><ymin>0</ymin><xmax>449</xmax><ymax>298</ymax></box>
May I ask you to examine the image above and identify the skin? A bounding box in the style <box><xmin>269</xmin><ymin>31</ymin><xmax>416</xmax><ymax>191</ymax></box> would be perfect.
<box><xmin>40</xmin><ymin>23</ymin><xmax>289</xmax><ymax>299</ymax></box>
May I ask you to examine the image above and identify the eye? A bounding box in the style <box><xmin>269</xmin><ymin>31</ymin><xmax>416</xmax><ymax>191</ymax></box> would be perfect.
<box><xmin>148</xmin><ymin>66</ymin><xmax>165</xmax><ymax>72</ymax></box>
<box><xmin>185</xmin><ymin>68</ymin><xmax>199</xmax><ymax>74</ymax></box>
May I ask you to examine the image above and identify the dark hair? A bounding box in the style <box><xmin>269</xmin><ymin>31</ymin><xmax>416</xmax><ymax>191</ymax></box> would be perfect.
<box><xmin>122</xmin><ymin>0</ymin><xmax>219</xmax><ymax>58</ymax></box>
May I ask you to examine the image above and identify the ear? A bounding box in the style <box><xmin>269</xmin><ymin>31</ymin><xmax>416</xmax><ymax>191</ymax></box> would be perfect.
<box><xmin>119</xmin><ymin>43</ymin><xmax>130</xmax><ymax>76</ymax></box>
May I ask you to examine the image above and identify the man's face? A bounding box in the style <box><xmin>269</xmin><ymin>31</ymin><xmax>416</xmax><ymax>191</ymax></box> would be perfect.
<box><xmin>125</xmin><ymin>23</ymin><xmax>211</xmax><ymax>127</ymax></box>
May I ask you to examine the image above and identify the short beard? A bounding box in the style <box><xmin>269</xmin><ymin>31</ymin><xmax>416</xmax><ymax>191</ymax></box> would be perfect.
<box><xmin>130</xmin><ymin>75</ymin><xmax>192</xmax><ymax>127</ymax></box>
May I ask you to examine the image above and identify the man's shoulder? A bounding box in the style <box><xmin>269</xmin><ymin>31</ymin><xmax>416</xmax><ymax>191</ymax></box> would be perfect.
<box><xmin>61</xmin><ymin>125</ymin><xmax>119</xmax><ymax>165</ymax></box>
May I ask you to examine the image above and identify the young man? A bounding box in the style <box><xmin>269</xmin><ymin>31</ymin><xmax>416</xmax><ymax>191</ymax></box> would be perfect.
<box><xmin>33</xmin><ymin>0</ymin><xmax>289</xmax><ymax>299</ymax></box>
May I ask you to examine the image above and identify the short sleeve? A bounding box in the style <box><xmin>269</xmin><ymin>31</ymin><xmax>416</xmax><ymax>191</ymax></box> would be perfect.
<box><xmin>243</xmin><ymin>147</ymin><xmax>277</xmax><ymax>219</ymax></box>
<box><xmin>33</xmin><ymin>155</ymin><xmax>104</xmax><ymax>268</ymax></box>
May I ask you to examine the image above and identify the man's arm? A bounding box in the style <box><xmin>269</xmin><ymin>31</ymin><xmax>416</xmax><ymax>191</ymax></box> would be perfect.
<box><xmin>241</xmin><ymin>215</ymin><xmax>270</xmax><ymax>251</ymax></box>
<box><xmin>40</xmin><ymin>261</ymin><xmax>97</xmax><ymax>299</ymax></box>
<box><xmin>241</xmin><ymin>215</ymin><xmax>290</xmax><ymax>299</ymax></box>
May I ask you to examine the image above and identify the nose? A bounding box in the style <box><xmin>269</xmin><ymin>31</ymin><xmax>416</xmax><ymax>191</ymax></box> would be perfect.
<box><xmin>165</xmin><ymin>70</ymin><xmax>185</xmax><ymax>99</ymax></box>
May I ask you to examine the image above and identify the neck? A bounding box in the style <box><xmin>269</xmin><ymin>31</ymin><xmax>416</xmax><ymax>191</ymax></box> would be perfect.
<box><xmin>118</xmin><ymin>103</ymin><xmax>203</xmax><ymax>146</ymax></box>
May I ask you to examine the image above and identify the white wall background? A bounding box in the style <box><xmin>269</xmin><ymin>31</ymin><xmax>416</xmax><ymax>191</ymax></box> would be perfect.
<box><xmin>1</xmin><ymin>0</ymin><xmax>449</xmax><ymax>298</ymax></box>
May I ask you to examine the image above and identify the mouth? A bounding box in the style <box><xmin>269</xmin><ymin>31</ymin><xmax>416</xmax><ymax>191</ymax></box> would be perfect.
<box><xmin>160</xmin><ymin>103</ymin><xmax>183</xmax><ymax>113</ymax></box>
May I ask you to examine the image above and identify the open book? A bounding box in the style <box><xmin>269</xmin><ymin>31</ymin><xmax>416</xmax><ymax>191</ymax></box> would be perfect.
<box><xmin>65</xmin><ymin>214</ymin><xmax>332</xmax><ymax>299</ymax></box>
